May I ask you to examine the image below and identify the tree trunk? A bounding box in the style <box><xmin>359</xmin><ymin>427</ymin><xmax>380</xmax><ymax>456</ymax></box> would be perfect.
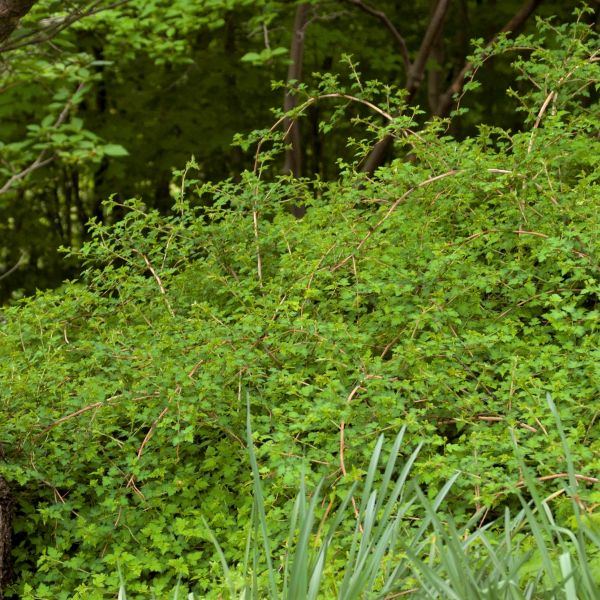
<box><xmin>360</xmin><ymin>0</ymin><xmax>450</xmax><ymax>176</ymax></box>
<box><xmin>0</xmin><ymin>0</ymin><xmax>38</xmax><ymax>44</ymax></box>
<box><xmin>427</xmin><ymin>0</ymin><xmax>446</xmax><ymax>113</ymax></box>
<box><xmin>283</xmin><ymin>3</ymin><xmax>310</xmax><ymax>217</ymax></box>
<box><xmin>0</xmin><ymin>476</ymin><xmax>13</xmax><ymax>599</ymax></box>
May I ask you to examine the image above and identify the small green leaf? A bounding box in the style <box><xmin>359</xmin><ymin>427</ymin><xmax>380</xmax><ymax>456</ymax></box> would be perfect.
<box><xmin>240</xmin><ymin>52</ymin><xmax>261</xmax><ymax>63</ymax></box>
<box><xmin>103</xmin><ymin>144</ymin><xmax>129</xmax><ymax>157</ymax></box>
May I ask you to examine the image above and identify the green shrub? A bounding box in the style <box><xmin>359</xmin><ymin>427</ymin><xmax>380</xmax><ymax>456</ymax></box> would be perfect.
<box><xmin>119</xmin><ymin>395</ymin><xmax>600</xmax><ymax>599</ymax></box>
<box><xmin>0</xmin><ymin>15</ymin><xmax>599</xmax><ymax>598</ymax></box>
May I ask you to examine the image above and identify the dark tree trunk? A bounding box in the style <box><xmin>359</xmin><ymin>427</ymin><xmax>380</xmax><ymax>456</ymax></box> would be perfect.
<box><xmin>0</xmin><ymin>0</ymin><xmax>38</xmax><ymax>44</ymax></box>
<box><xmin>360</xmin><ymin>0</ymin><xmax>450</xmax><ymax>176</ymax></box>
<box><xmin>359</xmin><ymin>0</ymin><xmax>544</xmax><ymax>175</ymax></box>
<box><xmin>427</xmin><ymin>0</ymin><xmax>447</xmax><ymax>113</ymax></box>
<box><xmin>283</xmin><ymin>3</ymin><xmax>310</xmax><ymax>218</ymax></box>
<box><xmin>0</xmin><ymin>476</ymin><xmax>13</xmax><ymax>599</ymax></box>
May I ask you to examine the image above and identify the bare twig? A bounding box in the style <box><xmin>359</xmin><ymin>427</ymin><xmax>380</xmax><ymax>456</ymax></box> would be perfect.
<box><xmin>252</xmin><ymin>205</ymin><xmax>263</xmax><ymax>286</ymax></box>
<box><xmin>536</xmin><ymin>472</ymin><xmax>599</xmax><ymax>484</ymax></box>
<box><xmin>0</xmin><ymin>81</ymin><xmax>85</xmax><ymax>195</ymax></box>
<box><xmin>476</xmin><ymin>415</ymin><xmax>537</xmax><ymax>432</ymax></box>
<box><xmin>38</xmin><ymin>402</ymin><xmax>103</xmax><ymax>433</ymax></box>
<box><xmin>135</xmin><ymin>404</ymin><xmax>170</xmax><ymax>461</ymax></box>
<box><xmin>134</xmin><ymin>250</ymin><xmax>176</xmax><ymax>317</ymax></box>
<box><xmin>0</xmin><ymin>253</ymin><xmax>24</xmax><ymax>281</ymax></box>
<box><xmin>35</xmin><ymin>393</ymin><xmax>128</xmax><ymax>438</ymax></box>
<box><xmin>345</xmin><ymin>0</ymin><xmax>410</xmax><ymax>73</ymax></box>
<box><xmin>126</xmin><ymin>387</ymin><xmax>181</xmax><ymax>498</ymax></box>
<box><xmin>332</xmin><ymin>169</ymin><xmax>461</xmax><ymax>271</ymax></box>
<box><xmin>0</xmin><ymin>156</ymin><xmax>54</xmax><ymax>194</ymax></box>
<box><xmin>527</xmin><ymin>50</ymin><xmax>599</xmax><ymax>152</ymax></box>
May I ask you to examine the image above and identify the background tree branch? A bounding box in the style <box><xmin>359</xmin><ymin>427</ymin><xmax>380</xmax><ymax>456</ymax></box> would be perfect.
<box><xmin>0</xmin><ymin>0</ymin><xmax>39</xmax><ymax>45</ymax></box>
<box><xmin>435</xmin><ymin>0</ymin><xmax>546</xmax><ymax>116</ymax></box>
<box><xmin>361</xmin><ymin>0</ymin><xmax>450</xmax><ymax>175</ymax></box>
<box><xmin>0</xmin><ymin>0</ymin><xmax>130</xmax><ymax>52</ymax></box>
<box><xmin>345</xmin><ymin>0</ymin><xmax>411</xmax><ymax>73</ymax></box>
<box><xmin>406</xmin><ymin>0</ymin><xmax>450</xmax><ymax>98</ymax></box>
<box><xmin>0</xmin><ymin>82</ymin><xmax>85</xmax><ymax>196</ymax></box>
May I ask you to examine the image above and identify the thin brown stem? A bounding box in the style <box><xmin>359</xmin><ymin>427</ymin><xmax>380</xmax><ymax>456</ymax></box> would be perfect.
<box><xmin>332</xmin><ymin>169</ymin><xmax>461</xmax><ymax>271</ymax></box>
<box><xmin>345</xmin><ymin>0</ymin><xmax>410</xmax><ymax>73</ymax></box>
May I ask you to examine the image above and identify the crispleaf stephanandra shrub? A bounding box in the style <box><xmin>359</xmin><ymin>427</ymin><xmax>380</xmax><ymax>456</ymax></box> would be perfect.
<box><xmin>182</xmin><ymin>395</ymin><xmax>600</xmax><ymax>599</ymax></box>
<box><xmin>0</xmin><ymin>15</ymin><xmax>599</xmax><ymax>598</ymax></box>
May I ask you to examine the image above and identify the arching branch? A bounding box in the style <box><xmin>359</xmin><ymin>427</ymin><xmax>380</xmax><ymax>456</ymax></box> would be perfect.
<box><xmin>435</xmin><ymin>0</ymin><xmax>545</xmax><ymax>117</ymax></box>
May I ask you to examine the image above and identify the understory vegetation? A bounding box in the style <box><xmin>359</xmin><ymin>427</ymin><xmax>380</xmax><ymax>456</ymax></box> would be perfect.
<box><xmin>1</xmin><ymin>9</ymin><xmax>599</xmax><ymax>599</ymax></box>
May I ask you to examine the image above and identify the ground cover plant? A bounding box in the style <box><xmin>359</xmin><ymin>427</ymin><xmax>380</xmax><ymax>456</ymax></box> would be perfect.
<box><xmin>0</xmin><ymin>11</ymin><xmax>599</xmax><ymax>598</ymax></box>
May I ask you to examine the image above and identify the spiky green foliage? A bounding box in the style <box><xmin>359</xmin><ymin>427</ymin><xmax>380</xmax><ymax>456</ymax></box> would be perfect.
<box><xmin>122</xmin><ymin>396</ymin><xmax>600</xmax><ymax>598</ymax></box>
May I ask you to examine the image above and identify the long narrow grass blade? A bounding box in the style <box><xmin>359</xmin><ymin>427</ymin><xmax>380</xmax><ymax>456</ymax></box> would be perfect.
<box><xmin>306</xmin><ymin>542</ymin><xmax>328</xmax><ymax>600</ymax></box>
<box><xmin>288</xmin><ymin>480</ymin><xmax>324</xmax><ymax>599</ymax></box>
<box><xmin>546</xmin><ymin>394</ymin><xmax>600</xmax><ymax>598</ymax></box>
<box><xmin>246</xmin><ymin>393</ymin><xmax>279</xmax><ymax>600</ymax></box>
<box><xmin>243</xmin><ymin>500</ymin><xmax>255</xmax><ymax>599</ymax></box>
<box><xmin>283</xmin><ymin>484</ymin><xmax>303</xmax><ymax>595</ymax></box>
<box><xmin>201</xmin><ymin>515</ymin><xmax>236</xmax><ymax>599</ymax></box>
<box><xmin>559</xmin><ymin>552</ymin><xmax>577</xmax><ymax>600</ymax></box>
<box><xmin>373</xmin><ymin>427</ymin><xmax>406</xmax><ymax>516</ymax></box>
<box><xmin>118</xmin><ymin>563</ymin><xmax>127</xmax><ymax>600</ymax></box>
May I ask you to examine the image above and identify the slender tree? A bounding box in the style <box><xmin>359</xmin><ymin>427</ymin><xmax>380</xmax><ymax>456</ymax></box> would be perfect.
<box><xmin>0</xmin><ymin>476</ymin><xmax>13</xmax><ymax>599</ymax></box>
<box><xmin>348</xmin><ymin>0</ymin><xmax>547</xmax><ymax>175</ymax></box>
<box><xmin>283</xmin><ymin>3</ymin><xmax>311</xmax><ymax>217</ymax></box>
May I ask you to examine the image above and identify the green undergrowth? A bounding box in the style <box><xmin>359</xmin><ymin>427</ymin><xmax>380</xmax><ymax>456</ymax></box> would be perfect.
<box><xmin>118</xmin><ymin>395</ymin><xmax>600</xmax><ymax>599</ymax></box>
<box><xmin>0</xmin><ymin>15</ymin><xmax>599</xmax><ymax>598</ymax></box>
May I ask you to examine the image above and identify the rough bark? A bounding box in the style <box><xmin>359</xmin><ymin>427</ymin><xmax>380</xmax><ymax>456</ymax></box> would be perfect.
<box><xmin>0</xmin><ymin>0</ymin><xmax>38</xmax><ymax>44</ymax></box>
<box><xmin>283</xmin><ymin>3</ymin><xmax>310</xmax><ymax>218</ymax></box>
<box><xmin>0</xmin><ymin>476</ymin><xmax>13</xmax><ymax>599</ymax></box>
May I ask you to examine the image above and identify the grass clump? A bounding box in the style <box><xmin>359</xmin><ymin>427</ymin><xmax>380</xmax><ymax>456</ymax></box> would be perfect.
<box><xmin>117</xmin><ymin>394</ymin><xmax>599</xmax><ymax>599</ymax></box>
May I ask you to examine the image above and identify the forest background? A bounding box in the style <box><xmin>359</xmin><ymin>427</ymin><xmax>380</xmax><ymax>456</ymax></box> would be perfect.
<box><xmin>0</xmin><ymin>0</ymin><xmax>597</xmax><ymax>301</ymax></box>
<box><xmin>0</xmin><ymin>0</ymin><xmax>600</xmax><ymax>598</ymax></box>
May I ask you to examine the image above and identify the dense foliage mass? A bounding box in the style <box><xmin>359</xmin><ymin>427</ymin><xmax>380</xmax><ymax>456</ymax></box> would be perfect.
<box><xmin>0</xmin><ymin>12</ymin><xmax>599</xmax><ymax>597</ymax></box>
